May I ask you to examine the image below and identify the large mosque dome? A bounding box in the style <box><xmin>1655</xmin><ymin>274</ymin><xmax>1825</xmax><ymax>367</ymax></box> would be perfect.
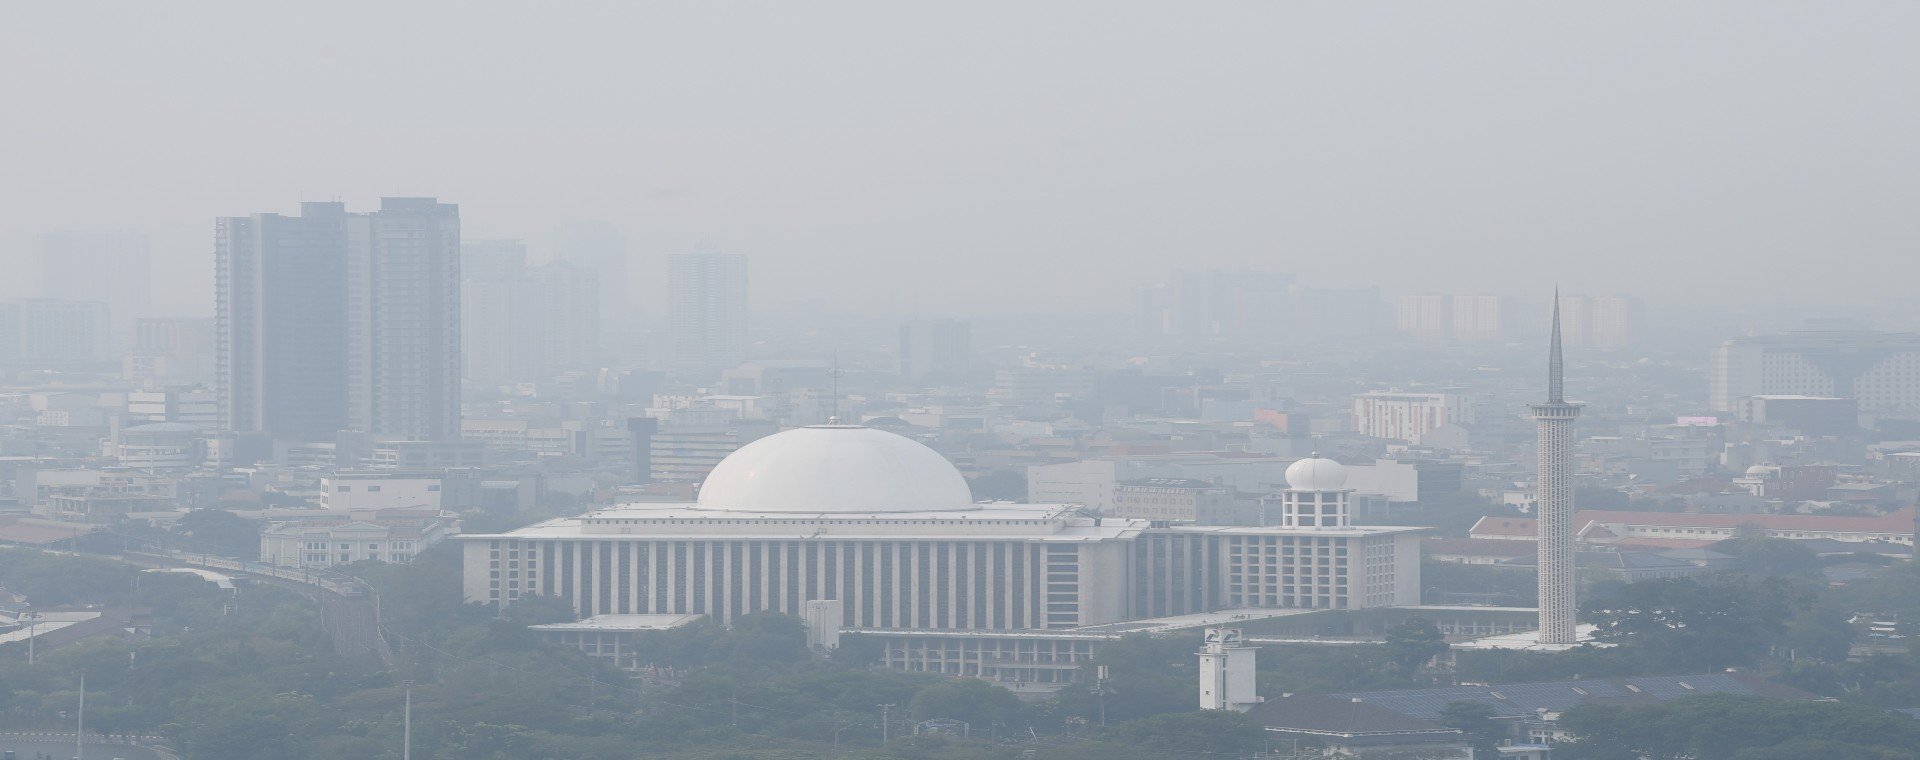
<box><xmin>1285</xmin><ymin>455</ymin><xmax>1349</xmax><ymax>492</ymax></box>
<box><xmin>695</xmin><ymin>425</ymin><xmax>977</xmax><ymax>513</ymax></box>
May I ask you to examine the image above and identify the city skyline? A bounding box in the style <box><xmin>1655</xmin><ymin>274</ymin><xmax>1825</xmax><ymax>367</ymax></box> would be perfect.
<box><xmin>6</xmin><ymin>3</ymin><xmax>1919</xmax><ymax>316</ymax></box>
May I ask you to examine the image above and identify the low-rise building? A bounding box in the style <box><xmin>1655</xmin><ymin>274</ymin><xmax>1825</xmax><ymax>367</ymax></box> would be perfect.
<box><xmin>259</xmin><ymin>508</ymin><xmax>454</xmax><ymax>568</ymax></box>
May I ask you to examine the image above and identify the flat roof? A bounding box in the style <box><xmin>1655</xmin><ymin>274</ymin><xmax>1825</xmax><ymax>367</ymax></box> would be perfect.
<box><xmin>528</xmin><ymin>613</ymin><xmax>704</xmax><ymax>633</ymax></box>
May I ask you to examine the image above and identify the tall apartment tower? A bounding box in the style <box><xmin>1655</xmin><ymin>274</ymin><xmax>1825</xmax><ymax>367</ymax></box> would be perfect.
<box><xmin>348</xmin><ymin>198</ymin><xmax>462</xmax><ymax>441</ymax></box>
<box><xmin>667</xmin><ymin>252</ymin><xmax>748</xmax><ymax>376</ymax></box>
<box><xmin>217</xmin><ymin>199</ymin><xmax>461</xmax><ymax>442</ymax></box>
<box><xmin>1530</xmin><ymin>293</ymin><xmax>1581</xmax><ymax>645</ymax></box>
<box><xmin>39</xmin><ymin>230</ymin><xmax>151</xmax><ymax>333</ymax></box>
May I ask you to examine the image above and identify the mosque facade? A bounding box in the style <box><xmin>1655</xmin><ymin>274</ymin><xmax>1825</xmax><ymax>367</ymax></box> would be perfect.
<box><xmin>461</xmin><ymin>425</ymin><xmax>1425</xmax><ymax>631</ymax></box>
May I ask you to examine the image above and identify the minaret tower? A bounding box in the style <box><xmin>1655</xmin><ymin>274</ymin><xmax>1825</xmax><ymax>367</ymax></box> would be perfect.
<box><xmin>1530</xmin><ymin>291</ymin><xmax>1582</xmax><ymax>645</ymax></box>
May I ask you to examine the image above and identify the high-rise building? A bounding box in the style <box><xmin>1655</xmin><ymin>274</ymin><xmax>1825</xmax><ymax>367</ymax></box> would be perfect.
<box><xmin>126</xmin><ymin>317</ymin><xmax>216</xmax><ymax>385</ymax></box>
<box><xmin>460</xmin><ymin>240</ymin><xmax>540</xmax><ymax>387</ymax></box>
<box><xmin>461</xmin><ymin>239</ymin><xmax>528</xmax><ymax>282</ymax></box>
<box><xmin>1395</xmin><ymin>294</ymin><xmax>1451</xmax><ymax>343</ymax></box>
<box><xmin>1351</xmin><ymin>392</ymin><xmax>1473</xmax><ymax>443</ymax></box>
<box><xmin>667</xmin><ymin>252</ymin><xmax>748</xmax><ymax>375</ymax></box>
<box><xmin>1710</xmin><ymin>331</ymin><xmax>1920</xmax><ymax>413</ymax></box>
<box><xmin>898</xmin><ymin>318</ymin><xmax>972</xmax><ymax>381</ymax></box>
<box><xmin>1450</xmin><ymin>294</ymin><xmax>1511</xmax><ymax>343</ymax></box>
<box><xmin>530</xmin><ymin>261</ymin><xmax>601</xmax><ymax>371</ymax></box>
<box><xmin>555</xmin><ymin>222</ymin><xmax>629</xmax><ymax>335</ymax></box>
<box><xmin>0</xmin><ymin>299</ymin><xmax>113</xmax><ymax>364</ymax></box>
<box><xmin>461</xmin><ymin>242</ymin><xmax>601</xmax><ymax>387</ymax></box>
<box><xmin>1139</xmin><ymin>270</ymin><xmax>1295</xmax><ymax>341</ymax></box>
<box><xmin>345</xmin><ymin>198</ymin><xmax>462</xmax><ymax>441</ymax></box>
<box><xmin>39</xmin><ymin>230</ymin><xmax>151</xmax><ymax>332</ymax></box>
<box><xmin>1557</xmin><ymin>294</ymin><xmax>1642</xmax><ymax>349</ymax></box>
<box><xmin>1531</xmin><ymin>294</ymin><xmax>1581</xmax><ymax>646</ymax></box>
<box><xmin>217</xmin><ymin>198</ymin><xmax>461</xmax><ymax>442</ymax></box>
<box><xmin>1394</xmin><ymin>293</ymin><xmax>1511</xmax><ymax>343</ymax></box>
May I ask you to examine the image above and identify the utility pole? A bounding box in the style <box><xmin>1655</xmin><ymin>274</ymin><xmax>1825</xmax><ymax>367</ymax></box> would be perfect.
<box><xmin>877</xmin><ymin>704</ymin><xmax>894</xmax><ymax>744</ymax></box>
<box><xmin>401</xmin><ymin>680</ymin><xmax>414</xmax><ymax>760</ymax></box>
<box><xmin>25</xmin><ymin>611</ymin><xmax>38</xmax><ymax>665</ymax></box>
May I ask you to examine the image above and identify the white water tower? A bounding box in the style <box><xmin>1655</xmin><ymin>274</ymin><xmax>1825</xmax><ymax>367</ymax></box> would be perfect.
<box><xmin>1197</xmin><ymin>627</ymin><xmax>1261</xmax><ymax>711</ymax></box>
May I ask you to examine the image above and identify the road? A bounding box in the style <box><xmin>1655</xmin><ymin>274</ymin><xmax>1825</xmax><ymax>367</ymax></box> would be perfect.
<box><xmin>117</xmin><ymin>551</ymin><xmax>393</xmax><ymax>667</ymax></box>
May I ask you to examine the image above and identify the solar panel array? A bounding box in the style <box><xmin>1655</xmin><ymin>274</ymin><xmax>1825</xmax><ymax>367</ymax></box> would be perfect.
<box><xmin>1330</xmin><ymin>686</ymin><xmax>1529</xmax><ymax>721</ymax></box>
<box><xmin>1622</xmin><ymin>674</ymin><xmax>1754</xmax><ymax>699</ymax></box>
<box><xmin>1488</xmin><ymin>681</ymin><xmax>1628</xmax><ymax>712</ymax></box>
<box><xmin>1337</xmin><ymin>674</ymin><xmax>1765</xmax><ymax>722</ymax></box>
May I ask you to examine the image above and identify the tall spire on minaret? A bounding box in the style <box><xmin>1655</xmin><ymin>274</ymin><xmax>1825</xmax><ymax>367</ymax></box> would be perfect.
<box><xmin>1548</xmin><ymin>287</ymin><xmax>1564</xmax><ymax>404</ymax></box>
<box><xmin>1531</xmin><ymin>287</ymin><xmax>1582</xmax><ymax>646</ymax></box>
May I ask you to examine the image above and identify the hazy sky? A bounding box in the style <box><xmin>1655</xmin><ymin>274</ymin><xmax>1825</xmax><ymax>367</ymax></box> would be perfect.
<box><xmin>3</xmin><ymin>2</ymin><xmax>1916</xmax><ymax>317</ymax></box>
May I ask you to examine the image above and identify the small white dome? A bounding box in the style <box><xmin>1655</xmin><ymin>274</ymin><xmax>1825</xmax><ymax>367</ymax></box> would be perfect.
<box><xmin>1286</xmin><ymin>456</ymin><xmax>1348</xmax><ymax>491</ymax></box>
<box><xmin>695</xmin><ymin>425</ymin><xmax>976</xmax><ymax>513</ymax></box>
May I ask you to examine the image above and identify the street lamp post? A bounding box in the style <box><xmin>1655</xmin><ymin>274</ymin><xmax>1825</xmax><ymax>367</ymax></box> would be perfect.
<box><xmin>24</xmin><ymin>610</ymin><xmax>40</xmax><ymax>665</ymax></box>
<box><xmin>833</xmin><ymin>721</ymin><xmax>861</xmax><ymax>753</ymax></box>
<box><xmin>401</xmin><ymin>680</ymin><xmax>414</xmax><ymax>760</ymax></box>
<box><xmin>76</xmin><ymin>673</ymin><xmax>85</xmax><ymax>760</ymax></box>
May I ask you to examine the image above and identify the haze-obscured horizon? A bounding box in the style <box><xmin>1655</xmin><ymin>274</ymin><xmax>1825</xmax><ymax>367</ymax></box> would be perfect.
<box><xmin>4</xmin><ymin>2</ymin><xmax>1917</xmax><ymax>317</ymax></box>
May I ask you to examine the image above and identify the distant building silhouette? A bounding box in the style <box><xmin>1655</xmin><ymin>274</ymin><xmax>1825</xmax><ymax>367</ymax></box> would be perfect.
<box><xmin>0</xmin><ymin>298</ymin><xmax>112</xmax><ymax>365</ymax></box>
<box><xmin>668</xmin><ymin>252</ymin><xmax>748</xmax><ymax>376</ymax></box>
<box><xmin>898</xmin><ymin>318</ymin><xmax>972</xmax><ymax>381</ymax></box>
<box><xmin>39</xmin><ymin>229</ymin><xmax>151</xmax><ymax>333</ymax></box>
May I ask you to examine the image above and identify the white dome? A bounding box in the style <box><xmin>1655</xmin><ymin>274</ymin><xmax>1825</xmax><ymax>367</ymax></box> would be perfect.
<box><xmin>1286</xmin><ymin>456</ymin><xmax>1348</xmax><ymax>491</ymax></box>
<box><xmin>695</xmin><ymin>425</ymin><xmax>976</xmax><ymax>513</ymax></box>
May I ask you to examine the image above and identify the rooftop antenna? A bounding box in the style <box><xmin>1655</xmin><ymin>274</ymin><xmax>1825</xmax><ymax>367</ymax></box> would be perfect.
<box><xmin>828</xmin><ymin>351</ymin><xmax>843</xmax><ymax>424</ymax></box>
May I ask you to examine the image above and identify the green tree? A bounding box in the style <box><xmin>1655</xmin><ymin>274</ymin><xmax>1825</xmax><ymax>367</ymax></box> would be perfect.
<box><xmin>907</xmin><ymin>678</ymin><xmax>1023</xmax><ymax>731</ymax></box>
<box><xmin>176</xmin><ymin>509</ymin><xmax>263</xmax><ymax>558</ymax></box>
<box><xmin>1437</xmin><ymin>701</ymin><xmax>1504</xmax><ymax>758</ymax></box>
<box><xmin>1713</xmin><ymin>536</ymin><xmax>1821</xmax><ymax>578</ymax></box>
<box><xmin>1583</xmin><ymin>575</ymin><xmax>1796</xmax><ymax>671</ymax></box>
<box><xmin>1559</xmin><ymin>694</ymin><xmax>1920</xmax><ymax>760</ymax></box>
<box><xmin>1109</xmin><ymin>710</ymin><xmax>1270</xmax><ymax>756</ymax></box>
<box><xmin>502</xmin><ymin>593</ymin><xmax>576</xmax><ymax>625</ymax></box>
<box><xmin>1383</xmin><ymin>617</ymin><xmax>1447</xmax><ymax>676</ymax></box>
<box><xmin>967</xmin><ymin>469</ymin><xmax>1028</xmax><ymax>502</ymax></box>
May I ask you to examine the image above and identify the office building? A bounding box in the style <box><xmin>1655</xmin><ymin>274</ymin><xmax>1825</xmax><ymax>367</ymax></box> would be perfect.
<box><xmin>1351</xmin><ymin>392</ymin><xmax>1472</xmax><ymax>444</ymax></box>
<box><xmin>667</xmin><ymin>252</ymin><xmax>748</xmax><ymax>375</ymax></box>
<box><xmin>217</xmin><ymin>198</ymin><xmax>462</xmax><ymax>442</ymax></box>
<box><xmin>38</xmin><ymin>230</ymin><xmax>150</xmax><ymax>332</ymax></box>
<box><xmin>898</xmin><ymin>318</ymin><xmax>973</xmax><ymax>381</ymax></box>
<box><xmin>1711</xmin><ymin>331</ymin><xmax>1920</xmax><ymax>413</ymax></box>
